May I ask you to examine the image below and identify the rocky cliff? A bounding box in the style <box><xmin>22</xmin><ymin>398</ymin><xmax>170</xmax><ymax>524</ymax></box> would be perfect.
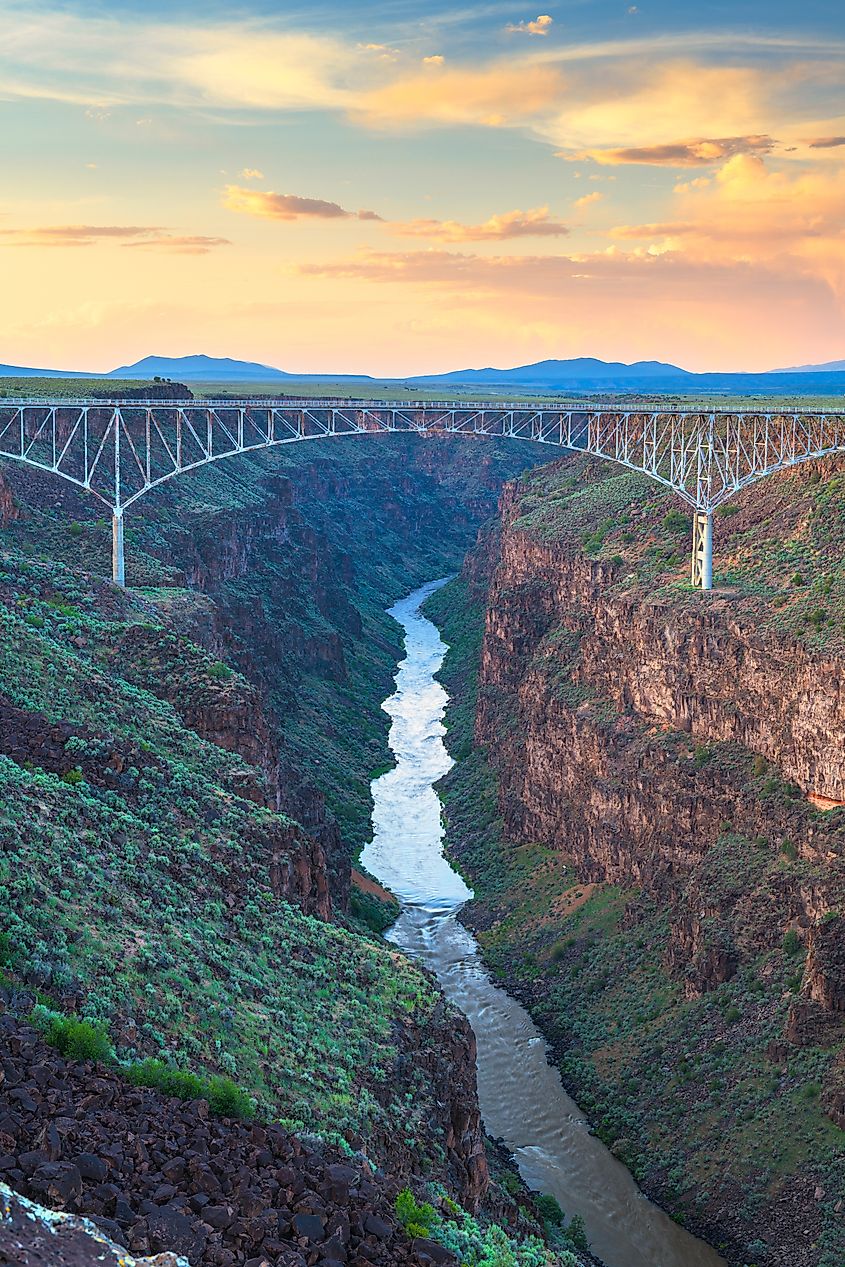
<box><xmin>0</xmin><ymin>429</ymin><xmax>551</xmax><ymax>1234</ymax></box>
<box><xmin>432</xmin><ymin>454</ymin><xmax>845</xmax><ymax>1267</ymax></box>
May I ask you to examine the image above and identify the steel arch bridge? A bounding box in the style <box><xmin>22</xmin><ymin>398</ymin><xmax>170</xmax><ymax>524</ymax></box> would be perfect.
<box><xmin>1</xmin><ymin>396</ymin><xmax>844</xmax><ymax>589</ymax></box>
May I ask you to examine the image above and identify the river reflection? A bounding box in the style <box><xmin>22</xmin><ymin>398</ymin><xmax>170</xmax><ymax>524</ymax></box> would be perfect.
<box><xmin>361</xmin><ymin>580</ymin><xmax>727</xmax><ymax>1267</ymax></box>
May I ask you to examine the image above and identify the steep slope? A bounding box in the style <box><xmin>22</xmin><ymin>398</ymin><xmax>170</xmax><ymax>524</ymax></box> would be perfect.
<box><xmin>427</xmin><ymin>454</ymin><xmax>845</xmax><ymax>1267</ymax></box>
<box><xmin>0</xmin><ymin>429</ymin><xmax>544</xmax><ymax>1222</ymax></box>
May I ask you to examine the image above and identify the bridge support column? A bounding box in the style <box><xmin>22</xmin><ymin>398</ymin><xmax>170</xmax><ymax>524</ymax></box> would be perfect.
<box><xmin>112</xmin><ymin>510</ymin><xmax>125</xmax><ymax>587</ymax></box>
<box><xmin>691</xmin><ymin>511</ymin><xmax>713</xmax><ymax>591</ymax></box>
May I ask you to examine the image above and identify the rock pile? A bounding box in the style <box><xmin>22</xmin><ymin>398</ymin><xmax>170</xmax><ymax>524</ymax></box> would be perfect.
<box><xmin>1</xmin><ymin>1181</ymin><xmax>188</xmax><ymax>1267</ymax></box>
<box><xmin>0</xmin><ymin>1018</ymin><xmax>454</xmax><ymax>1267</ymax></box>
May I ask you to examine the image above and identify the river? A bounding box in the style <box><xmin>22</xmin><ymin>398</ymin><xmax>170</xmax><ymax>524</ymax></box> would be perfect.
<box><xmin>360</xmin><ymin>580</ymin><xmax>728</xmax><ymax>1267</ymax></box>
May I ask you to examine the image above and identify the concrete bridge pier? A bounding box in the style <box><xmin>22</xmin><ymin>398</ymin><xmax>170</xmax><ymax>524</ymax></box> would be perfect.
<box><xmin>691</xmin><ymin>511</ymin><xmax>713</xmax><ymax>590</ymax></box>
<box><xmin>112</xmin><ymin>510</ymin><xmax>125</xmax><ymax>587</ymax></box>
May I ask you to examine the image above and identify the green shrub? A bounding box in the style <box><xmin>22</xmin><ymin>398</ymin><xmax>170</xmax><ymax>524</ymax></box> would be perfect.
<box><xmin>206</xmin><ymin>661</ymin><xmax>233</xmax><ymax>682</ymax></box>
<box><xmin>125</xmin><ymin>1058</ymin><xmax>253</xmax><ymax>1119</ymax></box>
<box><xmin>0</xmin><ymin>932</ymin><xmax>13</xmax><ymax>968</ymax></box>
<box><xmin>781</xmin><ymin>838</ymin><xmax>798</xmax><ymax>861</ymax></box>
<box><xmin>534</xmin><ymin>1193</ymin><xmax>564</xmax><ymax>1226</ymax></box>
<box><xmin>662</xmin><ymin>509</ymin><xmax>689</xmax><ymax>535</ymax></box>
<box><xmin>717</xmin><ymin>504</ymin><xmax>740</xmax><ymax>518</ymax></box>
<box><xmin>791</xmin><ymin>572</ymin><xmax>804</xmax><ymax>587</ymax></box>
<box><xmin>395</xmin><ymin>1189</ymin><xmax>436</xmax><ymax>1236</ymax></box>
<box><xmin>693</xmin><ymin>745</ymin><xmax>711</xmax><ymax>770</ymax></box>
<box><xmin>782</xmin><ymin>929</ymin><xmax>801</xmax><ymax>956</ymax></box>
<box><xmin>60</xmin><ymin>768</ymin><xmax>85</xmax><ymax>786</ymax></box>
<box><xmin>33</xmin><ymin>1010</ymin><xmax>113</xmax><ymax>1063</ymax></box>
<box><xmin>566</xmin><ymin>1214</ymin><xmax>589</xmax><ymax>1252</ymax></box>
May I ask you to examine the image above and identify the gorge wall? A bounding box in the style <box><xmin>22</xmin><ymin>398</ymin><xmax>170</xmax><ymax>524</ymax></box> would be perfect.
<box><xmin>432</xmin><ymin>454</ymin><xmax>845</xmax><ymax>1267</ymax></box>
<box><xmin>0</xmin><ymin>431</ymin><xmax>542</xmax><ymax>1223</ymax></box>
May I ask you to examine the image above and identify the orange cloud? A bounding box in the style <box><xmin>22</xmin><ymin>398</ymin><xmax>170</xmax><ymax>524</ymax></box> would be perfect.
<box><xmin>388</xmin><ymin>207</ymin><xmax>569</xmax><ymax>242</ymax></box>
<box><xmin>0</xmin><ymin>225</ymin><xmax>162</xmax><ymax>246</ymax></box>
<box><xmin>353</xmin><ymin>62</ymin><xmax>564</xmax><ymax>129</ymax></box>
<box><xmin>808</xmin><ymin>136</ymin><xmax>845</xmax><ymax>149</ymax></box>
<box><xmin>574</xmin><ymin>191</ymin><xmax>603</xmax><ymax>208</ymax></box>
<box><xmin>598</xmin><ymin>153</ymin><xmax>845</xmax><ymax>309</ymax></box>
<box><xmin>123</xmin><ymin>234</ymin><xmax>232</xmax><ymax>254</ymax></box>
<box><xmin>222</xmin><ymin>186</ymin><xmax>382</xmax><ymax>222</ymax></box>
<box><xmin>0</xmin><ymin>225</ymin><xmax>232</xmax><ymax>253</ymax></box>
<box><xmin>564</xmin><ymin>134</ymin><xmax>776</xmax><ymax>166</ymax></box>
<box><xmin>610</xmin><ymin>222</ymin><xmax>697</xmax><ymax>238</ymax></box>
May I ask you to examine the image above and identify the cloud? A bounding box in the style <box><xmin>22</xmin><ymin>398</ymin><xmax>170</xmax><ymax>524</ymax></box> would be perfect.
<box><xmin>505</xmin><ymin>15</ymin><xmax>553</xmax><ymax>36</ymax></box>
<box><xmin>564</xmin><ymin>134</ymin><xmax>776</xmax><ymax>166</ymax></box>
<box><xmin>222</xmin><ymin>186</ymin><xmax>382</xmax><ymax>222</ymax></box>
<box><xmin>240</xmin><ymin>167</ymin><xmax>265</xmax><ymax>180</ymax></box>
<box><xmin>357</xmin><ymin>42</ymin><xmax>399</xmax><ymax>61</ymax></box>
<box><xmin>422</xmin><ymin>55</ymin><xmax>445</xmax><ymax>66</ymax></box>
<box><xmin>808</xmin><ymin>136</ymin><xmax>845</xmax><ymax>149</ymax></box>
<box><xmin>0</xmin><ymin>224</ymin><xmax>230</xmax><ymax>252</ymax></box>
<box><xmin>574</xmin><ymin>191</ymin><xmax>603</xmax><ymax>208</ymax></box>
<box><xmin>354</xmin><ymin>62</ymin><xmax>564</xmax><ymax>129</ymax></box>
<box><xmin>610</xmin><ymin>222</ymin><xmax>697</xmax><ymax>238</ymax></box>
<box><xmin>123</xmin><ymin>234</ymin><xmax>232</xmax><ymax>254</ymax></box>
<box><xmin>0</xmin><ymin>224</ymin><xmax>163</xmax><ymax>245</ymax></box>
<box><xmin>388</xmin><ymin>206</ymin><xmax>569</xmax><ymax>242</ymax></box>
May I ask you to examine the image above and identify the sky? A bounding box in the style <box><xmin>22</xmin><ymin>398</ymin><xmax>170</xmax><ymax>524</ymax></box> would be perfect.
<box><xmin>1</xmin><ymin>0</ymin><xmax>844</xmax><ymax>375</ymax></box>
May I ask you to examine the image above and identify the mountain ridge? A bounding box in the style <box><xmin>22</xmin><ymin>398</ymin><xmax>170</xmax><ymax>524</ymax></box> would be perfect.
<box><xmin>2</xmin><ymin>351</ymin><xmax>845</xmax><ymax>393</ymax></box>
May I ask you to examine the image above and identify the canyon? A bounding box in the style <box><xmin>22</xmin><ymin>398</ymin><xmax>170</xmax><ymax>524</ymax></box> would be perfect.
<box><xmin>1</xmin><ymin>418</ymin><xmax>844</xmax><ymax>1267</ymax></box>
<box><xmin>0</xmin><ymin>428</ymin><xmax>575</xmax><ymax>1266</ymax></box>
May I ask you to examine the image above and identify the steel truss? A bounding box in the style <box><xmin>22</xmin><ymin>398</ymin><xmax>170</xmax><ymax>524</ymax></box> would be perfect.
<box><xmin>0</xmin><ymin>398</ymin><xmax>842</xmax><ymax>589</ymax></box>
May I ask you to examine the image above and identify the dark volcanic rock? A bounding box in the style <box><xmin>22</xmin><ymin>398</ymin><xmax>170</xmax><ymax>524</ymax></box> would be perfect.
<box><xmin>0</xmin><ymin>1017</ymin><xmax>456</xmax><ymax>1267</ymax></box>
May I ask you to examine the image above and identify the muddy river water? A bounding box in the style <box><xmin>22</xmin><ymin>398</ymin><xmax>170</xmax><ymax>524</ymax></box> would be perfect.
<box><xmin>361</xmin><ymin>581</ymin><xmax>727</xmax><ymax>1267</ymax></box>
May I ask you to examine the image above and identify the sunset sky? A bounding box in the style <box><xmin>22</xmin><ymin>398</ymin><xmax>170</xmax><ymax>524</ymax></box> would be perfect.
<box><xmin>2</xmin><ymin>0</ymin><xmax>844</xmax><ymax>375</ymax></box>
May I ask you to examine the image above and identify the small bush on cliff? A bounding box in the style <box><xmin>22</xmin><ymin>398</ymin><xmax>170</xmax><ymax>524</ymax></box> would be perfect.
<box><xmin>125</xmin><ymin>1058</ymin><xmax>254</xmax><ymax>1119</ymax></box>
<box><xmin>693</xmin><ymin>745</ymin><xmax>711</xmax><ymax>770</ymax></box>
<box><xmin>395</xmin><ymin>1188</ymin><xmax>437</xmax><ymax>1238</ymax></box>
<box><xmin>662</xmin><ymin>509</ymin><xmax>688</xmax><ymax>535</ymax></box>
<box><xmin>783</xmin><ymin>929</ymin><xmax>802</xmax><ymax>955</ymax></box>
<box><xmin>206</xmin><ymin>660</ymin><xmax>233</xmax><ymax>682</ymax></box>
<box><xmin>534</xmin><ymin>1194</ymin><xmax>564</xmax><ymax>1226</ymax></box>
<box><xmin>564</xmin><ymin>1215</ymin><xmax>588</xmax><ymax>1253</ymax></box>
<box><xmin>31</xmin><ymin>1007</ymin><xmax>113</xmax><ymax>1063</ymax></box>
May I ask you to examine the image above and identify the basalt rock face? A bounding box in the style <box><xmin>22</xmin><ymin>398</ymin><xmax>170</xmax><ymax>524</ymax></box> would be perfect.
<box><xmin>0</xmin><ymin>1016</ymin><xmax>454</xmax><ymax>1267</ymax></box>
<box><xmin>447</xmin><ymin>458</ymin><xmax>845</xmax><ymax>1262</ymax></box>
<box><xmin>477</xmin><ymin>479</ymin><xmax>845</xmax><ymax>935</ymax></box>
<box><xmin>1</xmin><ymin>1183</ymin><xmax>188</xmax><ymax>1267</ymax></box>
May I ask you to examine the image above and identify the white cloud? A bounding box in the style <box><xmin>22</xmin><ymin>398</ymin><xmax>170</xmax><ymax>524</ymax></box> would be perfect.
<box><xmin>505</xmin><ymin>15</ymin><xmax>553</xmax><ymax>36</ymax></box>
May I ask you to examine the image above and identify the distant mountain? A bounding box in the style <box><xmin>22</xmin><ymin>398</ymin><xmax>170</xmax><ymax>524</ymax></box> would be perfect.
<box><xmin>408</xmin><ymin>357</ymin><xmax>694</xmax><ymax>388</ymax></box>
<box><xmin>774</xmin><ymin>358</ymin><xmax>845</xmax><ymax>374</ymax></box>
<box><xmin>2</xmin><ymin>351</ymin><xmax>845</xmax><ymax>395</ymax></box>
<box><xmin>0</xmin><ymin>362</ymin><xmax>91</xmax><ymax>379</ymax></box>
<box><xmin>407</xmin><ymin>356</ymin><xmax>845</xmax><ymax>394</ymax></box>
<box><xmin>107</xmin><ymin>354</ymin><xmax>294</xmax><ymax>382</ymax></box>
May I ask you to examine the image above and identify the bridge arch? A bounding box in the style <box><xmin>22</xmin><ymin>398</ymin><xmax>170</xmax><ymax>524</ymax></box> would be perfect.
<box><xmin>0</xmin><ymin>397</ymin><xmax>843</xmax><ymax>589</ymax></box>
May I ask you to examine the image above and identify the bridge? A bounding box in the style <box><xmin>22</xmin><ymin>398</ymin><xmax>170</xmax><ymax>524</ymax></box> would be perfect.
<box><xmin>1</xmin><ymin>397</ymin><xmax>843</xmax><ymax>590</ymax></box>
